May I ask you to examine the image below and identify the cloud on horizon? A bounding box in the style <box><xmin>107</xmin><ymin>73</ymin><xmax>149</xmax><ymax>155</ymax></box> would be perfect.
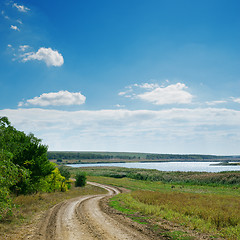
<box><xmin>1</xmin><ymin>107</ymin><xmax>240</xmax><ymax>154</ymax></box>
<box><xmin>18</xmin><ymin>91</ymin><xmax>86</xmax><ymax>107</ymax></box>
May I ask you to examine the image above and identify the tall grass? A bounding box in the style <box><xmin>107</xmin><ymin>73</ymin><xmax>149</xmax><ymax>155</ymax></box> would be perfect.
<box><xmin>132</xmin><ymin>190</ymin><xmax>240</xmax><ymax>229</ymax></box>
<box><xmin>74</xmin><ymin>167</ymin><xmax>240</xmax><ymax>187</ymax></box>
<box><xmin>117</xmin><ymin>190</ymin><xmax>240</xmax><ymax>239</ymax></box>
<box><xmin>89</xmin><ymin>176</ymin><xmax>240</xmax><ymax>239</ymax></box>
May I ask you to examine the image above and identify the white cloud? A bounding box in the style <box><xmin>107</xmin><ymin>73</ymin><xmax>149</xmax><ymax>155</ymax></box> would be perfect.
<box><xmin>1</xmin><ymin>10</ymin><xmax>10</xmax><ymax>19</ymax></box>
<box><xmin>10</xmin><ymin>25</ymin><xmax>20</xmax><ymax>31</ymax></box>
<box><xmin>233</xmin><ymin>98</ymin><xmax>240</xmax><ymax>104</ymax></box>
<box><xmin>17</xmin><ymin>19</ymin><xmax>22</xmax><ymax>24</ymax></box>
<box><xmin>18</xmin><ymin>91</ymin><xmax>86</xmax><ymax>107</ymax></box>
<box><xmin>19</xmin><ymin>45</ymin><xmax>30</xmax><ymax>51</ymax></box>
<box><xmin>137</xmin><ymin>83</ymin><xmax>193</xmax><ymax>105</ymax></box>
<box><xmin>22</xmin><ymin>47</ymin><xmax>64</xmax><ymax>67</ymax></box>
<box><xmin>121</xmin><ymin>82</ymin><xmax>193</xmax><ymax>105</ymax></box>
<box><xmin>12</xmin><ymin>3</ymin><xmax>30</xmax><ymax>12</ymax></box>
<box><xmin>118</xmin><ymin>92</ymin><xmax>127</xmax><ymax>96</ymax></box>
<box><xmin>115</xmin><ymin>104</ymin><xmax>125</xmax><ymax>108</ymax></box>
<box><xmin>1</xmin><ymin>107</ymin><xmax>240</xmax><ymax>154</ymax></box>
<box><xmin>7</xmin><ymin>44</ymin><xmax>12</xmax><ymax>48</ymax></box>
<box><xmin>138</xmin><ymin>83</ymin><xmax>160</xmax><ymax>89</ymax></box>
<box><xmin>206</xmin><ymin>100</ymin><xmax>227</xmax><ymax>106</ymax></box>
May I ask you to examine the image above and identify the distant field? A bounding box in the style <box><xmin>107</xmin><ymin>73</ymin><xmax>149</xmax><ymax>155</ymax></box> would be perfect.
<box><xmin>48</xmin><ymin>151</ymin><xmax>240</xmax><ymax>164</ymax></box>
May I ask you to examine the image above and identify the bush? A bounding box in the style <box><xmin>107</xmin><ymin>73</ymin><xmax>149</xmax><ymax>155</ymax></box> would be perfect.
<box><xmin>58</xmin><ymin>166</ymin><xmax>71</xmax><ymax>180</ymax></box>
<box><xmin>75</xmin><ymin>172</ymin><xmax>87</xmax><ymax>187</ymax></box>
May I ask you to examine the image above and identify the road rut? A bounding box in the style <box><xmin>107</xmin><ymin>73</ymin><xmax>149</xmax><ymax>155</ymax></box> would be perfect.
<box><xmin>31</xmin><ymin>182</ymin><xmax>153</xmax><ymax>240</ymax></box>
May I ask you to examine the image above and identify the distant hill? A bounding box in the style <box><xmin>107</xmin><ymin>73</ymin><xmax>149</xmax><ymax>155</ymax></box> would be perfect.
<box><xmin>47</xmin><ymin>151</ymin><xmax>240</xmax><ymax>164</ymax></box>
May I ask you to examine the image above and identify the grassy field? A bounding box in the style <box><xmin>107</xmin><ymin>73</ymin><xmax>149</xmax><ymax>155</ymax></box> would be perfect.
<box><xmin>71</xmin><ymin>166</ymin><xmax>240</xmax><ymax>186</ymax></box>
<box><xmin>87</xmin><ymin>172</ymin><xmax>240</xmax><ymax>240</ymax></box>
<box><xmin>0</xmin><ymin>183</ymin><xmax>107</xmax><ymax>239</ymax></box>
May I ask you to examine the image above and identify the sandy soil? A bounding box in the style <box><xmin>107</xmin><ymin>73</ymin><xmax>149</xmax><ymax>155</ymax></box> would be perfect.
<box><xmin>28</xmin><ymin>182</ymin><xmax>158</xmax><ymax>240</ymax></box>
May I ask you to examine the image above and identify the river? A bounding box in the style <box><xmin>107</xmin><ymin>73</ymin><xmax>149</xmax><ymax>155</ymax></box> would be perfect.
<box><xmin>67</xmin><ymin>161</ymin><xmax>240</xmax><ymax>172</ymax></box>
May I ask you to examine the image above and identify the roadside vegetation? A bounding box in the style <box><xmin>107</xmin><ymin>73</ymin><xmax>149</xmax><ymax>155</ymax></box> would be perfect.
<box><xmin>84</xmin><ymin>168</ymin><xmax>240</xmax><ymax>240</ymax></box>
<box><xmin>0</xmin><ymin>184</ymin><xmax>107</xmax><ymax>239</ymax></box>
<box><xmin>0</xmin><ymin>117</ymin><xmax>72</xmax><ymax>221</ymax></box>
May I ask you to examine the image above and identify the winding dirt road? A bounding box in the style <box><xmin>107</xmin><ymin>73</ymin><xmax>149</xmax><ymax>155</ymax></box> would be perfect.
<box><xmin>31</xmin><ymin>182</ymin><xmax>155</xmax><ymax>240</ymax></box>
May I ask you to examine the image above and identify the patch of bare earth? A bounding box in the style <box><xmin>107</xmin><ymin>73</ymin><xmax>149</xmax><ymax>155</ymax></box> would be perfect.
<box><xmin>23</xmin><ymin>182</ymin><xmax>159</xmax><ymax>240</ymax></box>
<box><xmin>2</xmin><ymin>182</ymin><xmax>224</xmax><ymax>240</ymax></box>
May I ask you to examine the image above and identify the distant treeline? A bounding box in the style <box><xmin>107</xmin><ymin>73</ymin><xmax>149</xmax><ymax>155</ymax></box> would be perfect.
<box><xmin>145</xmin><ymin>154</ymin><xmax>231</xmax><ymax>160</ymax></box>
<box><xmin>47</xmin><ymin>151</ymin><xmax>139</xmax><ymax>160</ymax></box>
<box><xmin>47</xmin><ymin>151</ymin><xmax>239</xmax><ymax>161</ymax></box>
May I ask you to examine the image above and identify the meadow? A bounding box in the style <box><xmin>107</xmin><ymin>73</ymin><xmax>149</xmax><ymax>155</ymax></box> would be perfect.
<box><xmin>85</xmin><ymin>168</ymin><xmax>240</xmax><ymax>240</ymax></box>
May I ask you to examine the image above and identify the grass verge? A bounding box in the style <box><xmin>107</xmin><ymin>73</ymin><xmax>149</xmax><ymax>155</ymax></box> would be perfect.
<box><xmin>0</xmin><ymin>183</ymin><xmax>107</xmax><ymax>239</ymax></box>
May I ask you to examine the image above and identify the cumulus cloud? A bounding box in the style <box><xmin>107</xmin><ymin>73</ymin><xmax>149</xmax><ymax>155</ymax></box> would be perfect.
<box><xmin>137</xmin><ymin>83</ymin><xmax>193</xmax><ymax>105</ymax></box>
<box><xmin>10</xmin><ymin>25</ymin><xmax>20</xmax><ymax>31</ymax></box>
<box><xmin>120</xmin><ymin>82</ymin><xmax>193</xmax><ymax>105</ymax></box>
<box><xmin>21</xmin><ymin>47</ymin><xmax>64</xmax><ymax>67</ymax></box>
<box><xmin>1</xmin><ymin>107</ymin><xmax>240</xmax><ymax>154</ymax></box>
<box><xmin>12</xmin><ymin>3</ymin><xmax>30</xmax><ymax>12</ymax></box>
<box><xmin>18</xmin><ymin>91</ymin><xmax>86</xmax><ymax>107</ymax></box>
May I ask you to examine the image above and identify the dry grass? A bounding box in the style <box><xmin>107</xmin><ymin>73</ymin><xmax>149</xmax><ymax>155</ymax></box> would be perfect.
<box><xmin>132</xmin><ymin>190</ymin><xmax>240</xmax><ymax>229</ymax></box>
<box><xmin>0</xmin><ymin>183</ymin><xmax>107</xmax><ymax>238</ymax></box>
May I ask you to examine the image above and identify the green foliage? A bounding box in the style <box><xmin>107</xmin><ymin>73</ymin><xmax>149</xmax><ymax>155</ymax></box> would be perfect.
<box><xmin>75</xmin><ymin>172</ymin><xmax>86</xmax><ymax>187</ymax></box>
<box><xmin>42</xmin><ymin>166</ymin><xmax>69</xmax><ymax>192</ymax></box>
<box><xmin>58</xmin><ymin>166</ymin><xmax>71</xmax><ymax>180</ymax></box>
<box><xmin>0</xmin><ymin>116</ymin><xmax>54</xmax><ymax>194</ymax></box>
<box><xmin>0</xmin><ymin>116</ymin><xmax>68</xmax><ymax>220</ymax></box>
<box><xmin>0</xmin><ymin>149</ymin><xmax>30</xmax><ymax>220</ymax></box>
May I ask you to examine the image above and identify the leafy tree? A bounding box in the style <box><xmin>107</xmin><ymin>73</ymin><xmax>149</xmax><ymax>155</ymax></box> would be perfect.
<box><xmin>0</xmin><ymin>117</ymin><xmax>54</xmax><ymax>194</ymax></box>
<box><xmin>42</xmin><ymin>166</ymin><xmax>68</xmax><ymax>192</ymax></box>
<box><xmin>0</xmin><ymin>150</ymin><xmax>29</xmax><ymax>219</ymax></box>
<box><xmin>58</xmin><ymin>166</ymin><xmax>71</xmax><ymax>180</ymax></box>
<box><xmin>75</xmin><ymin>172</ymin><xmax>87</xmax><ymax>187</ymax></box>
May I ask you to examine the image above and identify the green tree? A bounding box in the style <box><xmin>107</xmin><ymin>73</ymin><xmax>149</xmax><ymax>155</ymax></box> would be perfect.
<box><xmin>58</xmin><ymin>166</ymin><xmax>71</xmax><ymax>180</ymax></box>
<box><xmin>0</xmin><ymin>116</ymin><xmax>54</xmax><ymax>194</ymax></box>
<box><xmin>75</xmin><ymin>172</ymin><xmax>87</xmax><ymax>187</ymax></box>
<box><xmin>0</xmin><ymin>151</ymin><xmax>29</xmax><ymax>219</ymax></box>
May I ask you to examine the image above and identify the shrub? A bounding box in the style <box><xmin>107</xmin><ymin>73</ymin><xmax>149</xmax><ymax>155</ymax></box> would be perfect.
<box><xmin>58</xmin><ymin>166</ymin><xmax>71</xmax><ymax>180</ymax></box>
<box><xmin>75</xmin><ymin>172</ymin><xmax>87</xmax><ymax>187</ymax></box>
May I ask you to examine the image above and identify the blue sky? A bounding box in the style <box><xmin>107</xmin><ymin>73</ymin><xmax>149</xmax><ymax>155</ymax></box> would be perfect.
<box><xmin>1</xmin><ymin>0</ymin><xmax>240</xmax><ymax>155</ymax></box>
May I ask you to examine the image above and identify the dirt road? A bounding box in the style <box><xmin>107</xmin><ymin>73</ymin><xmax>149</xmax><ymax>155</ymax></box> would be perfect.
<box><xmin>31</xmin><ymin>182</ymin><xmax>157</xmax><ymax>240</ymax></box>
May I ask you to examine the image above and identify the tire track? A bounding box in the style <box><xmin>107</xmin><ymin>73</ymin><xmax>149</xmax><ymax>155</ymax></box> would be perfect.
<box><xmin>31</xmin><ymin>182</ymin><xmax>152</xmax><ymax>240</ymax></box>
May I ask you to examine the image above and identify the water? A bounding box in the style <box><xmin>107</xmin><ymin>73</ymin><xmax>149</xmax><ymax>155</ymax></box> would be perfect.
<box><xmin>67</xmin><ymin>162</ymin><xmax>240</xmax><ymax>172</ymax></box>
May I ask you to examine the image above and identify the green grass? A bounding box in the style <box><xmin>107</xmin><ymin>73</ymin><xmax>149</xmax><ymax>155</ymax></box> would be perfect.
<box><xmin>166</xmin><ymin>231</ymin><xmax>195</xmax><ymax>240</ymax></box>
<box><xmin>72</xmin><ymin>166</ymin><xmax>240</xmax><ymax>187</ymax></box>
<box><xmin>89</xmin><ymin>175</ymin><xmax>240</xmax><ymax>239</ymax></box>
